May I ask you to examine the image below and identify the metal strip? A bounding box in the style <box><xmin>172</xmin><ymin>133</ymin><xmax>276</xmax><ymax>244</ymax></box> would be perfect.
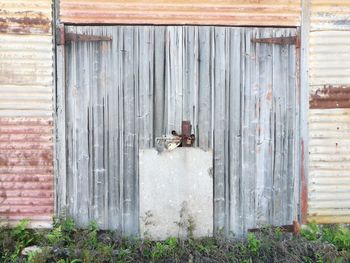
<box><xmin>252</xmin><ymin>36</ymin><xmax>297</xmax><ymax>45</ymax></box>
<box><xmin>65</xmin><ymin>32</ymin><xmax>112</xmax><ymax>42</ymax></box>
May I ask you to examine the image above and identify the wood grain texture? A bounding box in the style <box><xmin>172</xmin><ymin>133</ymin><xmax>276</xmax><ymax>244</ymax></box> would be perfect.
<box><xmin>60</xmin><ymin>26</ymin><xmax>299</xmax><ymax>236</ymax></box>
<box><xmin>59</xmin><ymin>0</ymin><xmax>301</xmax><ymax>26</ymax></box>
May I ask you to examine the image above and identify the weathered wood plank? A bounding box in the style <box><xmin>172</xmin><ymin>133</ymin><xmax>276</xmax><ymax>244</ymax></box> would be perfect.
<box><xmin>56</xmin><ymin>43</ymin><xmax>66</xmax><ymax>215</ymax></box>
<box><xmin>60</xmin><ymin>26</ymin><xmax>300</xmax><ymax>237</ymax></box>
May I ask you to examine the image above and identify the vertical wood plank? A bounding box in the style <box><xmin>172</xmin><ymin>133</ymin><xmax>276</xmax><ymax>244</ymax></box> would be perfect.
<box><xmin>213</xmin><ymin>27</ymin><xmax>226</xmax><ymax>232</ymax></box>
<box><xmin>123</xmin><ymin>27</ymin><xmax>137</xmax><ymax>235</ymax></box>
<box><xmin>198</xmin><ymin>27</ymin><xmax>211</xmax><ymax>150</ymax></box>
<box><xmin>153</xmin><ymin>27</ymin><xmax>166</xmax><ymax>141</ymax></box>
<box><xmin>228</xmin><ymin>28</ymin><xmax>242</xmax><ymax>235</ymax></box>
<box><xmin>56</xmin><ymin>42</ymin><xmax>66</xmax><ymax>215</ymax></box>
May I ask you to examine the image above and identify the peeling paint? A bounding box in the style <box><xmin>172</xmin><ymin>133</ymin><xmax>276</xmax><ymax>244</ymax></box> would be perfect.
<box><xmin>0</xmin><ymin>3</ymin><xmax>52</xmax><ymax>35</ymax></box>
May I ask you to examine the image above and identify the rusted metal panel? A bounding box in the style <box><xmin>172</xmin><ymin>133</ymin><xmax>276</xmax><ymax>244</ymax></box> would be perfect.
<box><xmin>0</xmin><ymin>1</ymin><xmax>54</xmax><ymax>227</ymax></box>
<box><xmin>0</xmin><ymin>0</ymin><xmax>52</xmax><ymax>35</ymax></box>
<box><xmin>309</xmin><ymin>109</ymin><xmax>350</xmax><ymax>224</ymax></box>
<box><xmin>59</xmin><ymin>0</ymin><xmax>301</xmax><ymax>26</ymax></box>
<box><xmin>310</xmin><ymin>85</ymin><xmax>350</xmax><ymax>109</ymax></box>
<box><xmin>311</xmin><ymin>0</ymin><xmax>350</xmax><ymax>31</ymax></box>
<box><xmin>0</xmin><ymin>117</ymin><xmax>53</xmax><ymax>228</ymax></box>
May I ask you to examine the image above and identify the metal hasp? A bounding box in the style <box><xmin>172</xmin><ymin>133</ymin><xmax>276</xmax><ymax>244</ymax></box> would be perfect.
<box><xmin>181</xmin><ymin>121</ymin><xmax>195</xmax><ymax>147</ymax></box>
<box><xmin>173</xmin><ymin>121</ymin><xmax>195</xmax><ymax>147</ymax></box>
<box><xmin>252</xmin><ymin>36</ymin><xmax>299</xmax><ymax>46</ymax></box>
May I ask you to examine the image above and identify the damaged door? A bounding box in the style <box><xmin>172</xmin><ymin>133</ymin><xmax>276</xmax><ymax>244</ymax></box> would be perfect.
<box><xmin>57</xmin><ymin>26</ymin><xmax>299</xmax><ymax>237</ymax></box>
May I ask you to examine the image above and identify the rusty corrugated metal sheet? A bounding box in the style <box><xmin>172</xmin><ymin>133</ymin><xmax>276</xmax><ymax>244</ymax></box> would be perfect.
<box><xmin>310</xmin><ymin>85</ymin><xmax>350</xmax><ymax>109</ymax></box>
<box><xmin>59</xmin><ymin>0</ymin><xmax>301</xmax><ymax>26</ymax></box>
<box><xmin>0</xmin><ymin>0</ymin><xmax>52</xmax><ymax>35</ymax></box>
<box><xmin>0</xmin><ymin>118</ymin><xmax>53</xmax><ymax>227</ymax></box>
<box><xmin>308</xmin><ymin>1</ymin><xmax>350</xmax><ymax>224</ymax></box>
<box><xmin>0</xmin><ymin>0</ymin><xmax>53</xmax><ymax>227</ymax></box>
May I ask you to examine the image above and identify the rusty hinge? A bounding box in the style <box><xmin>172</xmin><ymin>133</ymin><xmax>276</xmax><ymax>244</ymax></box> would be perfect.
<box><xmin>252</xmin><ymin>36</ymin><xmax>297</xmax><ymax>45</ymax></box>
<box><xmin>56</xmin><ymin>25</ymin><xmax>112</xmax><ymax>45</ymax></box>
<box><xmin>248</xmin><ymin>221</ymin><xmax>301</xmax><ymax>236</ymax></box>
<box><xmin>65</xmin><ymin>33</ymin><xmax>112</xmax><ymax>43</ymax></box>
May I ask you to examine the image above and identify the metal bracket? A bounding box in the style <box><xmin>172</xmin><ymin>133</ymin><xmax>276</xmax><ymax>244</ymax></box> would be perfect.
<box><xmin>252</xmin><ymin>36</ymin><xmax>297</xmax><ymax>45</ymax></box>
<box><xmin>65</xmin><ymin>33</ymin><xmax>112</xmax><ymax>43</ymax></box>
<box><xmin>248</xmin><ymin>221</ymin><xmax>301</xmax><ymax>236</ymax></box>
<box><xmin>56</xmin><ymin>25</ymin><xmax>112</xmax><ymax>45</ymax></box>
<box><xmin>56</xmin><ymin>25</ymin><xmax>65</xmax><ymax>46</ymax></box>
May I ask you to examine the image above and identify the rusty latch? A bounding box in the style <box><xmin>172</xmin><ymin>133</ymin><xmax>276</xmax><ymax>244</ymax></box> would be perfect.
<box><xmin>172</xmin><ymin>121</ymin><xmax>196</xmax><ymax>147</ymax></box>
<box><xmin>155</xmin><ymin>121</ymin><xmax>195</xmax><ymax>152</ymax></box>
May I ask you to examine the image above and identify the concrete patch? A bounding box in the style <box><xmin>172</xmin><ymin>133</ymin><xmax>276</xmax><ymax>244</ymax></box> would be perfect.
<box><xmin>139</xmin><ymin>148</ymin><xmax>213</xmax><ymax>240</ymax></box>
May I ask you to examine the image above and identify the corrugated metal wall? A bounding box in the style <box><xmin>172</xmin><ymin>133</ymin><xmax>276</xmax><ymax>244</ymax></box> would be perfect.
<box><xmin>59</xmin><ymin>0</ymin><xmax>301</xmax><ymax>27</ymax></box>
<box><xmin>59</xmin><ymin>26</ymin><xmax>300</xmax><ymax>236</ymax></box>
<box><xmin>308</xmin><ymin>1</ymin><xmax>350</xmax><ymax>223</ymax></box>
<box><xmin>310</xmin><ymin>0</ymin><xmax>350</xmax><ymax>31</ymax></box>
<box><xmin>0</xmin><ymin>0</ymin><xmax>54</xmax><ymax>227</ymax></box>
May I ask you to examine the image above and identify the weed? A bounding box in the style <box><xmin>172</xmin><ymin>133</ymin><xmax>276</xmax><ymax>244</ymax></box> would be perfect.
<box><xmin>315</xmin><ymin>253</ymin><xmax>325</xmax><ymax>263</ymax></box>
<box><xmin>302</xmin><ymin>223</ymin><xmax>350</xmax><ymax>251</ymax></box>
<box><xmin>247</xmin><ymin>233</ymin><xmax>261</xmax><ymax>256</ymax></box>
<box><xmin>47</xmin><ymin>225</ymin><xmax>64</xmax><ymax>246</ymax></box>
<box><xmin>141</xmin><ymin>210</ymin><xmax>156</xmax><ymax>239</ymax></box>
<box><xmin>87</xmin><ymin>220</ymin><xmax>99</xmax><ymax>248</ymax></box>
<box><xmin>57</xmin><ymin>259</ymin><xmax>81</xmax><ymax>263</ymax></box>
<box><xmin>174</xmin><ymin>201</ymin><xmax>197</xmax><ymax>239</ymax></box>
<box><xmin>48</xmin><ymin>216</ymin><xmax>76</xmax><ymax>246</ymax></box>
<box><xmin>330</xmin><ymin>226</ymin><xmax>350</xmax><ymax>251</ymax></box>
<box><xmin>2</xmin><ymin>219</ymin><xmax>34</xmax><ymax>262</ymax></box>
<box><xmin>301</xmin><ymin>222</ymin><xmax>321</xmax><ymax>241</ymax></box>
<box><xmin>0</xmin><ymin>217</ymin><xmax>349</xmax><ymax>263</ymax></box>
<box><xmin>274</xmin><ymin>227</ymin><xmax>283</xmax><ymax>241</ymax></box>
<box><xmin>26</xmin><ymin>247</ymin><xmax>51</xmax><ymax>263</ymax></box>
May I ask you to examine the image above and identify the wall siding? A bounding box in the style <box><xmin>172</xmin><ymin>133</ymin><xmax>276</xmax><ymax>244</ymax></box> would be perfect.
<box><xmin>59</xmin><ymin>0</ymin><xmax>301</xmax><ymax>27</ymax></box>
<box><xmin>60</xmin><ymin>26</ymin><xmax>300</xmax><ymax>236</ymax></box>
<box><xmin>0</xmin><ymin>0</ymin><xmax>54</xmax><ymax>227</ymax></box>
<box><xmin>308</xmin><ymin>1</ymin><xmax>350</xmax><ymax>224</ymax></box>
